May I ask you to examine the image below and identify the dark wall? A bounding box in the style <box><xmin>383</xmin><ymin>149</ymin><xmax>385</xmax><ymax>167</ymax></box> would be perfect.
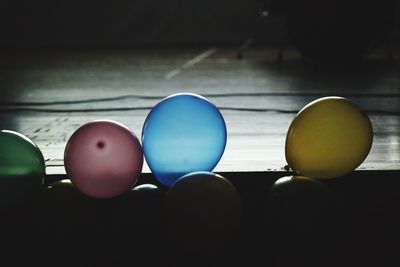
<box><xmin>0</xmin><ymin>0</ymin><xmax>265</xmax><ymax>46</ymax></box>
<box><xmin>0</xmin><ymin>0</ymin><xmax>399</xmax><ymax>47</ymax></box>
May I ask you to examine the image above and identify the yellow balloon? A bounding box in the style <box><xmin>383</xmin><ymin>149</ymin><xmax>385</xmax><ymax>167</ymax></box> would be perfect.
<box><xmin>285</xmin><ymin>96</ymin><xmax>373</xmax><ymax>179</ymax></box>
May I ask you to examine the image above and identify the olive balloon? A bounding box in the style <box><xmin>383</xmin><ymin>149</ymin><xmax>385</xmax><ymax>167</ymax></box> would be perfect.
<box><xmin>285</xmin><ymin>97</ymin><xmax>373</xmax><ymax>179</ymax></box>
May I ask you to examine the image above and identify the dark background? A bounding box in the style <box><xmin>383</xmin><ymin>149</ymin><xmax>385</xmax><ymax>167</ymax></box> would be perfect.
<box><xmin>1</xmin><ymin>0</ymin><xmax>399</xmax><ymax>48</ymax></box>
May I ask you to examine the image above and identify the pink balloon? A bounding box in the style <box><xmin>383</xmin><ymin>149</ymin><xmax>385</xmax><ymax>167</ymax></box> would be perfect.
<box><xmin>64</xmin><ymin>120</ymin><xmax>143</xmax><ymax>199</ymax></box>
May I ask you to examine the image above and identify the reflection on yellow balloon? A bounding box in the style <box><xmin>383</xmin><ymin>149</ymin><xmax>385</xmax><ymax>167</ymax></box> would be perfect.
<box><xmin>285</xmin><ymin>96</ymin><xmax>373</xmax><ymax>179</ymax></box>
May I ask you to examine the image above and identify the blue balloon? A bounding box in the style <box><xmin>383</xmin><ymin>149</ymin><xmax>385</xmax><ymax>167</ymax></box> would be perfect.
<box><xmin>142</xmin><ymin>93</ymin><xmax>227</xmax><ymax>187</ymax></box>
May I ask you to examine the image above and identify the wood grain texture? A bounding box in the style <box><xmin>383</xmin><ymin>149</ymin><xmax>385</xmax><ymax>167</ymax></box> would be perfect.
<box><xmin>0</xmin><ymin>46</ymin><xmax>399</xmax><ymax>175</ymax></box>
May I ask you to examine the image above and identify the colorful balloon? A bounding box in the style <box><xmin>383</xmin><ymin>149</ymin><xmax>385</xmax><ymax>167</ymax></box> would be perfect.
<box><xmin>285</xmin><ymin>96</ymin><xmax>373</xmax><ymax>179</ymax></box>
<box><xmin>64</xmin><ymin>120</ymin><xmax>143</xmax><ymax>198</ymax></box>
<box><xmin>164</xmin><ymin>172</ymin><xmax>242</xmax><ymax>254</ymax></box>
<box><xmin>0</xmin><ymin>130</ymin><xmax>45</xmax><ymax>209</ymax></box>
<box><xmin>142</xmin><ymin>93</ymin><xmax>227</xmax><ymax>187</ymax></box>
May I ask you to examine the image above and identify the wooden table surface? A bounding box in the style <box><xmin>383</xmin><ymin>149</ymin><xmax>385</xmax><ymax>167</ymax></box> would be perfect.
<box><xmin>0</xmin><ymin>46</ymin><xmax>399</xmax><ymax>175</ymax></box>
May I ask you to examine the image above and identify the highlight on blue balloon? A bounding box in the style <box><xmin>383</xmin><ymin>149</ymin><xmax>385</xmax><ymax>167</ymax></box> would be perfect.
<box><xmin>141</xmin><ymin>93</ymin><xmax>227</xmax><ymax>187</ymax></box>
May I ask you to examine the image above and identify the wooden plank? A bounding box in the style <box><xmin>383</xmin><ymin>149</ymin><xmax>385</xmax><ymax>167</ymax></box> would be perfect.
<box><xmin>0</xmin><ymin>46</ymin><xmax>399</xmax><ymax>174</ymax></box>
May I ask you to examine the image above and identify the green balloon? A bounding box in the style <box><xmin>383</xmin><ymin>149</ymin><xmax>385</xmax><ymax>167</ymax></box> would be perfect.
<box><xmin>0</xmin><ymin>130</ymin><xmax>45</xmax><ymax>209</ymax></box>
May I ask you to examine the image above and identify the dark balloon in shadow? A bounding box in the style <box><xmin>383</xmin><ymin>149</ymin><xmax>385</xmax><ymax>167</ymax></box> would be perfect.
<box><xmin>101</xmin><ymin>183</ymin><xmax>165</xmax><ymax>267</ymax></box>
<box><xmin>164</xmin><ymin>172</ymin><xmax>242</xmax><ymax>267</ymax></box>
<box><xmin>263</xmin><ymin>176</ymin><xmax>349</xmax><ymax>267</ymax></box>
<box><xmin>23</xmin><ymin>179</ymin><xmax>99</xmax><ymax>267</ymax></box>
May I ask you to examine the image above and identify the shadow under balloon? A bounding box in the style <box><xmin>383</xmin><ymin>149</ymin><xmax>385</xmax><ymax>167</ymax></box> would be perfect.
<box><xmin>325</xmin><ymin>171</ymin><xmax>400</xmax><ymax>266</ymax></box>
<box><xmin>0</xmin><ymin>174</ymin><xmax>44</xmax><ymax>211</ymax></box>
<box><xmin>97</xmin><ymin>183</ymin><xmax>166</xmax><ymax>267</ymax></box>
<box><xmin>22</xmin><ymin>179</ymin><xmax>99</xmax><ymax>267</ymax></box>
<box><xmin>5</xmin><ymin>171</ymin><xmax>400</xmax><ymax>267</ymax></box>
<box><xmin>22</xmin><ymin>180</ymin><xmax>167</xmax><ymax>267</ymax></box>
